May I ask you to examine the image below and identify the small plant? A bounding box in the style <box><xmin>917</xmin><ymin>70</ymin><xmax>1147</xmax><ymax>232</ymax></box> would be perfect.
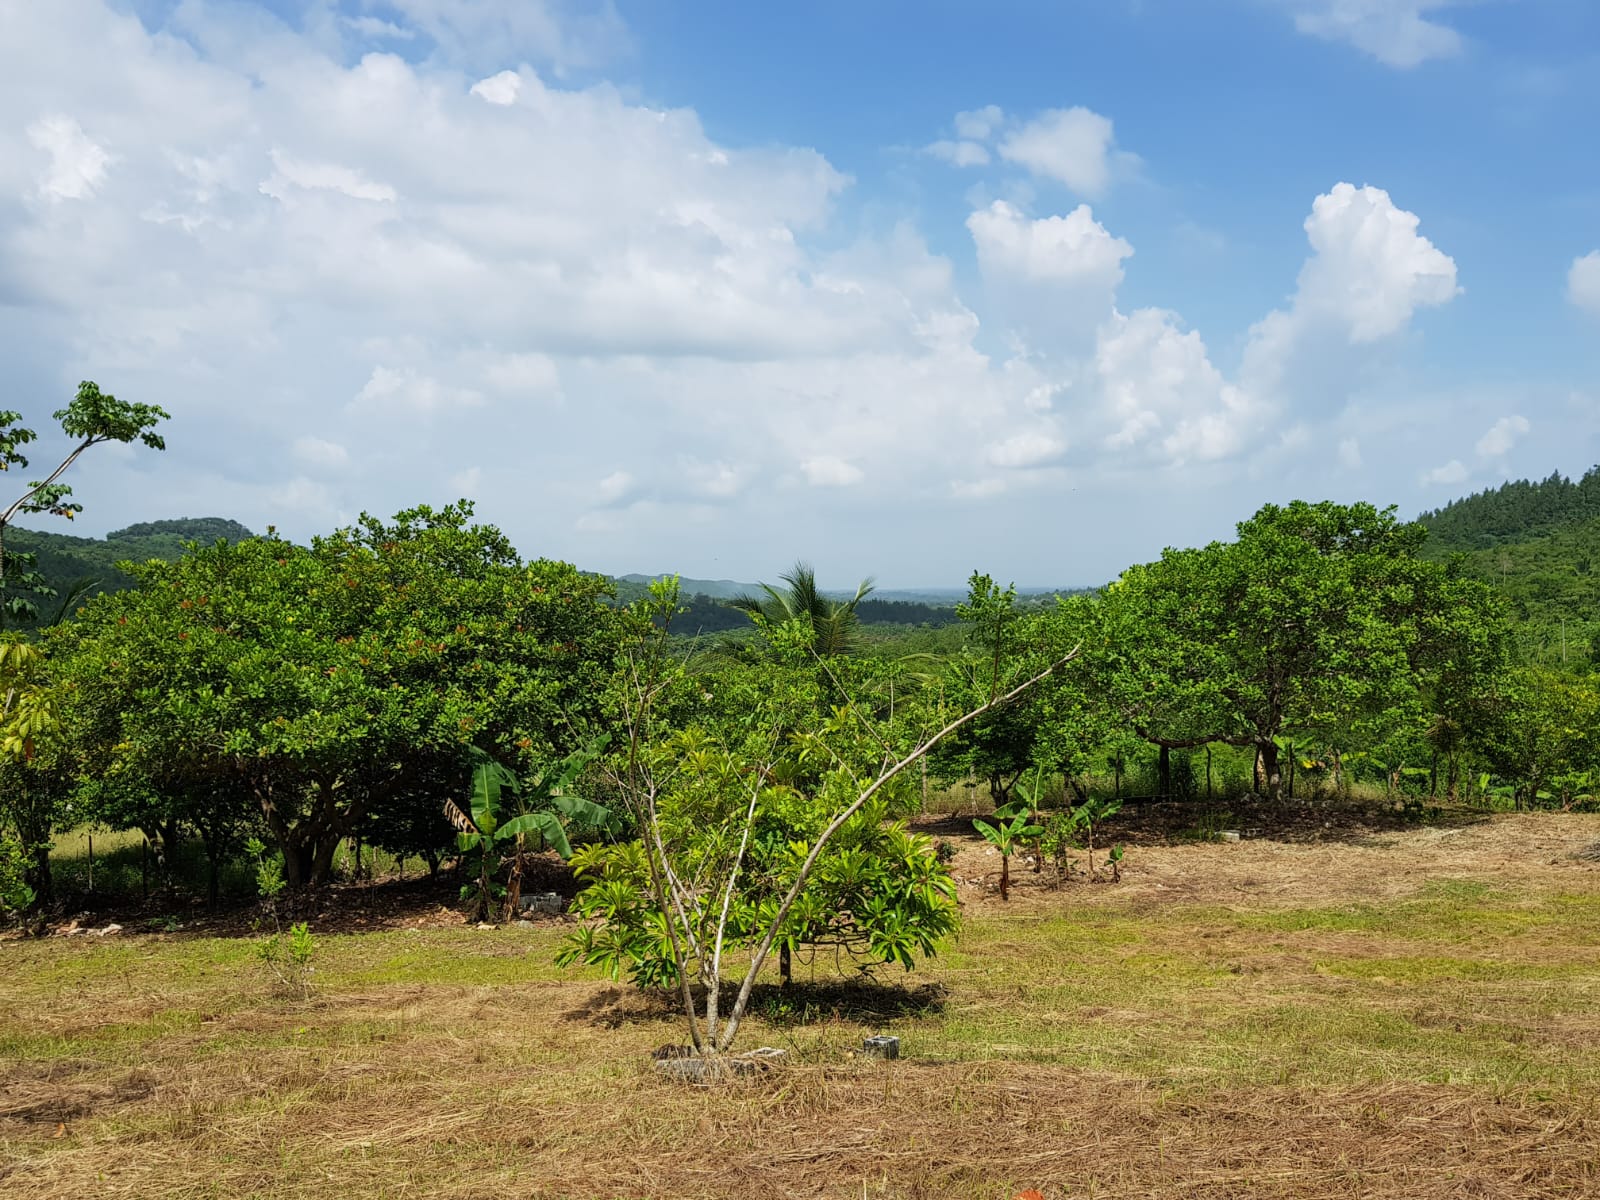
<box><xmin>1107</xmin><ymin>843</ymin><xmax>1125</xmax><ymax>883</ymax></box>
<box><xmin>248</xmin><ymin>838</ymin><xmax>316</xmax><ymax>999</ymax></box>
<box><xmin>973</xmin><ymin>806</ymin><xmax>1042</xmax><ymax>902</ymax></box>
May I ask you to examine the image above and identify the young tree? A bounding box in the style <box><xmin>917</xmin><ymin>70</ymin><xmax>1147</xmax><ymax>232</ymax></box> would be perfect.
<box><xmin>560</xmin><ymin>579</ymin><xmax>1078</xmax><ymax>1066</ymax></box>
<box><xmin>1</xmin><ymin>381</ymin><xmax>169</xmax><ymax>625</ymax></box>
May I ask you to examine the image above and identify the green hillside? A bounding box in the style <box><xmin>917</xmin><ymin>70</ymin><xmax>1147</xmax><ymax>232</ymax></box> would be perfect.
<box><xmin>1415</xmin><ymin>467</ymin><xmax>1600</xmax><ymax>668</ymax></box>
<box><xmin>5</xmin><ymin>517</ymin><xmax>255</xmax><ymax>626</ymax></box>
<box><xmin>1420</xmin><ymin>466</ymin><xmax>1600</xmax><ymax>552</ymax></box>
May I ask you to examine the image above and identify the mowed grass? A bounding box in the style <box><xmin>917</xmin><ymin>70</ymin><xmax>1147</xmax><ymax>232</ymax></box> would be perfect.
<box><xmin>3</xmin><ymin>820</ymin><xmax>1600</xmax><ymax>1199</ymax></box>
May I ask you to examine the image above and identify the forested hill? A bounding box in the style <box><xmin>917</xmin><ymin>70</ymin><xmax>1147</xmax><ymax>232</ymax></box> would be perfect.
<box><xmin>7</xmin><ymin>518</ymin><xmax>256</xmax><ymax>621</ymax></box>
<box><xmin>1420</xmin><ymin>466</ymin><xmax>1600</xmax><ymax>553</ymax></box>
<box><xmin>1410</xmin><ymin>467</ymin><xmax>1600</xmax><ymax>669</ymax></box>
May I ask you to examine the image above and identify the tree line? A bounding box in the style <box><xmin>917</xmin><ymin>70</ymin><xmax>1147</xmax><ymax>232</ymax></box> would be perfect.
<box><xmin>3</xmin><ymin>386</ymin><xmax>1597</xmax><ymax>1005</ymax></box>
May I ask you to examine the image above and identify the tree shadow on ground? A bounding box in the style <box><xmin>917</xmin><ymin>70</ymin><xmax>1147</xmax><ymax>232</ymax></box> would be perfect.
<box><xmin>560</xmin><ymin>978</ymin><xmax>948</xmax><ymax>1032</ymax></box>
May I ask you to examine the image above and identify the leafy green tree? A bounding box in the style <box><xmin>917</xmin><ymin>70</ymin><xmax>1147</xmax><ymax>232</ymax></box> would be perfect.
<box><xmin>1096</xmin><ymin>501</ymin><xmax>1504</xmax><ymax>800</ymax></box>
<box><xmin>1</xmin><ymin>381</ymin><xmax>169</xmax><ymax>625</ymax></box>
<box><xmin>1469</xmin><ymin>668</ymin><xmax>1600</xmax><ymax>808</ymax></box>
<box><xmin>53</xmin><ymin>503</ymin><xmax>626</xmax><ymax>887</ymax></box>
<box><xmin>559</xmin><ymin>578</ymin><xmax>1076</xmax><ymax>1064</ymax></box>
<box><xmin>732</xmin><ymin>561</ymin><xmax>875</xmax><ymax>657</ymax></box>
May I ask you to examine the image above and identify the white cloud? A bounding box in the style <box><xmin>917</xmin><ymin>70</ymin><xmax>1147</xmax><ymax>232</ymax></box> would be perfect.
<box><xmin>1094</xmin><ymin>307</ymin><xmax>1259</xmax><ymax>463</ymax></box>
<box><xmin>26</xmin><ymin>115</ymin><xmax>110</xmax><ymax>200</ymax></box>
<box><xmin>986</xmin><ymin>431</ymin><xmax>1066</xmax><ymax>469</ymax></box>
<box><xmin>450</xmin><ymin>466</ymin><xmax>483</xmax><ymax>494</ymax></box>
<box><xmin>1421</xmin><ymin>459</ymin><xmax>1468</xmax><ymax>486</ymax></box>
<box><xmin>953</xmin><ymin>105</ymin><xmax>1004</xmax><ymax>141</ymax></box>
<box><xmin>1475</xmin><ymin>415</ymin><xmax>1530</xmax><ymax>458</ymax></box>
<box><xmin>1244</xmin><ymin>183</ymin><xmax>1458</xmax><ymax>400</ymax></box>
<box><xmin>1337</xmin><ymin>437</ymin><xmax>1362</xmax><ymax>469</ymax></box>
<box><xmin>470</xmin><ymin>71</ymin><xmax>522</xmax><ymax>106</ymax></box>
<box><xmin>1284</xmin><ymin>0</ymin><xmax>1465</xmax><ymax>68</ymax></box>
<box><xmin>926</xmin><ymin>139</ymin><xmax>990</xmax><ymax>167</ymax></box>
<box><xmin>1568</xmin><ymin>252</ymin><xmax>1600</xmax><ymax>317</ymax></box>
<box><xmin>967</xmin><ymin>200</ymin><xmax>1132</xmax><ymax>288</ymax></box>
<box><xmin>354</xmin><ymin>366</ymin><xmax>484</xmax><ymax>412</ymax></box>
<box><xmin>997</xmin><ymin>107</ymin><xmax>1129</xmax><ymax>197</ymax></box>
<box><xmin>292</xmin><ymin>435</ymin><xmax>350</xmax><ymax>471</ymax></box>
<box><xmin>380</xmin><ymin>0</ymin><xmax>630</xmax><ymax>72</ymax></box>
<box><xmin>800</xmin><ymin>456</ymin><xmax>864</xmax><ymax>487</ymax></box>
<box><xmin>344</xmin><ymin>16</ymin><xmax>416</xmax><ymax>41</ymax></box>
<box><xmin>263</xmin><ymin>150</ymin><xmax>397</xmax><ymax>203</ymax></box>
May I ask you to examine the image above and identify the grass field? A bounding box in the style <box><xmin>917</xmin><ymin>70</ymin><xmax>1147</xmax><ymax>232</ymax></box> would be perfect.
<box><xmin>4</xmin><ymin>809</ymin><xmax>1599</xmax><ymax>1198</ymax></box>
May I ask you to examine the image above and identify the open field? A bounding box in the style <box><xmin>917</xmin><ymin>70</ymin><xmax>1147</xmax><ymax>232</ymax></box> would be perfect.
<box><xmin>4</xmin><ymin>810</ymin><xmax>1600</xmax><ymax>1199</ymax></box>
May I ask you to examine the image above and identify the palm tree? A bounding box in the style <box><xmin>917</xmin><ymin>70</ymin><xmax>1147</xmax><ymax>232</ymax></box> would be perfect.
<box><xmin>731</xmin><ymin>561</ymin><xmax>875</xmax><ymax>657</ymax></box>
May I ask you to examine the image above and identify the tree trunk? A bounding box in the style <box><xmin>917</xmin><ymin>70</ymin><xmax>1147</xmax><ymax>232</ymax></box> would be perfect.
<box><xmin>1259</xmin><ymin>740</ymin><xmax>1283</xmax><ymax>801</ymax></box>
<box><xmin>283</xmin><ymin>840</ymin><xmax>315</xmax><ymax>889</ymax></box>
<box><xmin>1429</xmin><ymin>751</ymin><xmax>1438</xmax><ymax>798</ymax></box>
<box><xmin>309</xmin><ymin>835</ymin><xmax>341</xmax><ymax>886</ymax></box>
<box><xmin>779</xmin><ymin>942</ymin><xmax>792</xmax><ymax>987</ymax></box>
<box><xmin>26</xmin><ymin>842</ymin><xmax>52</xmax><ymax>908</ymax></box>
<box><xmin>1158</xmin><ymin>744</ymin><xmax>1171</xmax><ymax>800</ymax></box>
<box><xmin>999</xmin><ymin>853</ymin><xmax>1010</xmax><ymax>902</ymax></box>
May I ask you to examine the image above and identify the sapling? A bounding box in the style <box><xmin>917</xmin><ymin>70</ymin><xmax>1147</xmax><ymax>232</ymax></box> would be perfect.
<box><xmin>247</xmin><ymin>837</ymin><xmax>316</xmax><ymax>999</ymax></box>
<box><xmin>972</xmin><ymin>806</ymin><xmax>1043</xmax><ymax>902</ymax></box>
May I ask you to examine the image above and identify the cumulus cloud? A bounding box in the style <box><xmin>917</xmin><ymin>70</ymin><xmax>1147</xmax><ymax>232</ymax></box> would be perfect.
<box><xmin>1421</xmin><ymin>459</ymin><xmax>1469</xmax><ymax>486</ymax></box>
<box><xmin>1094</xmin><ymin>308</ymin><xmax>1259</xmax><ymax>464</ymax></box>
<box><xmin>967</xmin><ymin>201</ymin><xmax>1132</xmax><ymax>288</ymax></box>
<box><xmin>997</xmin><ymin>107</ymin><xmax>1130</xmax><ymax>197</ymax></box>
<box><xmin>1244</xmin><ymin>183</ymin><xmax>1459</xmax><ymax>400</ymax></box>
<box><xmin>1475</xmin><ymin>415</ymin><xmax>1530</xmax><ymax>458</ymax></box>
<box><xmin>1569</xmin><ymin>252</ymin><xmax>1600</xmax><ymax>317</ymax></box>
<box><xmin>26</xmin><ymin>115</ymin><xmax>111</xmax><ymax>200</ymax></box>
<box><xmin>470</xmin><ymin>70</ymin><xmax>522</xmax><ymax>106</ymax></box>
<box><xmin>1283</xmin><ymin>0</ymin><xmax>1465</xmax><ymax>68</ymax></box>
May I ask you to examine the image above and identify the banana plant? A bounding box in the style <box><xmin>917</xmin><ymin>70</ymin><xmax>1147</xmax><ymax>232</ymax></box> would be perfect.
<box><xmin>444</xmin><ymin>735</ymin><xmax>613</xmax><ymax>923</ymax></box>
<box><xmin>973</xmin><ymin>806</ymin><xmax>1043</xmax><ymax>901</ymax></box>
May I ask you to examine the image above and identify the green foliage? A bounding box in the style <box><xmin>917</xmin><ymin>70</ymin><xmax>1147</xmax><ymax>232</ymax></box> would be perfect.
<box><xmin>1</xmin><ymin>381</ymin><xmax>171</xmax><ymax>626</ymax></box>
<box><xmin>449</xmin><ymin>738</ymin><xmax>612</xmax><ymax>923</ymax></box>
<box><xmin>49</xmin><ymin>501</ymin><xmax>627</xmax><ymax>888</ymax></box>
<box><xmin>731</xmin><ymin>561</ymin><xmax>876</xmax><ymax>657</ymax></box>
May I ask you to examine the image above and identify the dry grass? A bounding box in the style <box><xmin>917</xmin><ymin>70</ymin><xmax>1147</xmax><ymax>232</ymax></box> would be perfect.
<box><xmin>3</xmin><ymin>811</ymin><xmax>1600</xmax><ymax>1199</ymax></box>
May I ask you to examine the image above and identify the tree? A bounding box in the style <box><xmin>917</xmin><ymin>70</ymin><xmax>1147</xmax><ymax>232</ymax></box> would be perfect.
<box><xmin>929</xmin><ymin>574</ymin><xmax>1055</xmax><ymax>814</ymax></box>
<box><xmin>53</xmin><ymin>503</ymin><xmax>627</xmax><ymax>887</ymax></box>
<box><xmin>732</xmin><ymin>561</ymin><xmax>875</xmax><ymax>657</ymax></box>
<box><xmin>1</xmin><ymin>381</ymin><xmax>169</xmax><ymax>626</ymax></box>
<box><xmin>1</xmin><ymin>637</ymin><xmax>62</xmax><ymax>907</ymax></box>
<box><xmin>1095</xmin><ymin>501</ymin><xmax>1503</xmax><ymax>800</ymax></box>
<box><xmin>559</xmin><ymin>579</ymin><xmax>1079</xmax><ymax>1066</ymax></box>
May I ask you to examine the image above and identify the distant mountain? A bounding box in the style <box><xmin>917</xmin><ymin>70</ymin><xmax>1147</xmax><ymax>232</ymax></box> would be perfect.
<box><xmin>616</xmin><ymin>573</ymin><xmax>757</xmax><ymax>601</ymax></box>
<box><xmin>5</xmin><ymin>517</ymin><xmax>255</xmax><ymax>626</ymax></box>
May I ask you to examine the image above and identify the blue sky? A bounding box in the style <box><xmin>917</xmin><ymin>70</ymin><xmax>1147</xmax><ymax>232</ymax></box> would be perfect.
<box><xmin>4</xmin><ymin>0</ymin><xmax>1599</xmax><ymax>584</ymax></box>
